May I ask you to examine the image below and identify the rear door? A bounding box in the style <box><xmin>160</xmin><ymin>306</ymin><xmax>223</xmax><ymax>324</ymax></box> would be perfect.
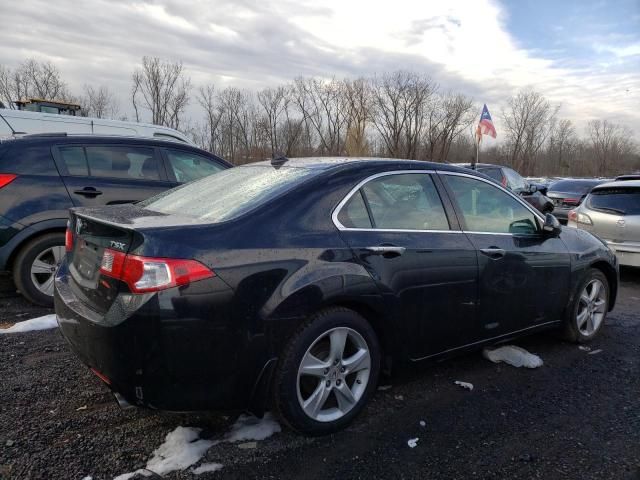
<box><xmin>334</xmin><ymin>170</ymin><xmax>479</xmax><ymax>360</ymax></box>
<box><xmin>53</xmin><ymin>144</ymin><xmax>173</xmax><ymax>206</ymax></box>
<box><xmin>440</xmin><ymin>172</ymin><xmax>571</xmax><ymax>336</ymax></box>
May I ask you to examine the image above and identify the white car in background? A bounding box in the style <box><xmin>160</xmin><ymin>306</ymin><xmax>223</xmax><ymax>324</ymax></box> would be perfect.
<box><xmin>568</xmin><ymin>180</ymin><xmax>640</xmax><ymax>267</ymax></box>
<box><xmin>0</xmin><ymin>108</ymin><xmax>193</xmax><ymax>145</ymax></box>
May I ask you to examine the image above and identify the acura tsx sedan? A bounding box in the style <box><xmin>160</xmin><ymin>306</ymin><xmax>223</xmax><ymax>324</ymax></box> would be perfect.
<box><xmin>54</xmin><ymin>158</ymin><xmax>618</xmax><ymax>435</ymax></box>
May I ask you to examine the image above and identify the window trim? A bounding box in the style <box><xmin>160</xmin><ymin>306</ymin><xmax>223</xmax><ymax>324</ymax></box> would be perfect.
<box><xmin>332</xmin><ymin>169</ymin><xmax>459</xmax><ymax>233</ymax></box>
<box><xmin>438</xmin><ymin>171</ymin><xmax>544</xmax><ymax>236</ymax></box>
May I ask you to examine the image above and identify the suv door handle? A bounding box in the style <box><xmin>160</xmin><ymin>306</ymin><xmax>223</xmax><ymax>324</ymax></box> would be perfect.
<box><xmin>74</xmin><ymin>187</ymin><xmax>103</xmax><ymax>197</ymax></box>
<box><xmin>480</xmin><ymin>247</ymin><xmax>506</xmax><ymax>259</ymax></box>
<box><xmin>364</xmin><ymin>246</ymin><xmax>406</xmax><ymax>258</ymax></box>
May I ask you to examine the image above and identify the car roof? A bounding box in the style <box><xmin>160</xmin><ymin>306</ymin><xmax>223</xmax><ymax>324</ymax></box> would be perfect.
<box><xmin>246</xmin><ymin>157</ymin><xmax>474</xmax><ymax>174</ymax></box>
<box><xmin>451</xmin><ymin>162</ymin><xmax>505</xmax><ymax>169</ymax></box>
<box><xmin>592</xmin><ymin>180</ymin><xmax>640</xmax><ymax>190</ymax></box>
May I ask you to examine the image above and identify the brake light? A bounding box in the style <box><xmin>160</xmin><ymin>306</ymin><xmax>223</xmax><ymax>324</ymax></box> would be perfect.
<box><xmin>563</xmin><ymin>198</ymin><xmax>580</xmax><ymax>205</ymax></box>
<box><xmin>0</xmin><ymin>174</ymin><xmax>17</xmax><ymax>189</ymax></box>
<box><xmin>568</xmin><ymin>210</ymin><xmax>577</xmax><ymax>223</ymax></box>
<box><xmin>99</xmin><ymin>248</ymin><xmax>214</xmax><ymax>293</ymax></box>
<box><xmin>568</xmin><ymin>210</ymin><xmax>592</xmax><ymax>225</ymax></box>
<box><xmin>65</xmin><ymin>226</ymin><xmax>74</xmax><ymax>252</ymax></box>
<box><xmin>90</xmin><ymin>368</ymin><xmax>111</xmax><ymax>385</ymax></box>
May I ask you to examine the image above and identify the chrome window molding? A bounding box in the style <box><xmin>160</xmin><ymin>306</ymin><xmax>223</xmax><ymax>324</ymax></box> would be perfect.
<box><xmin>331</xmin><ymin>168</ymin><xmax>545</xmax><ymax>236</ymax></box>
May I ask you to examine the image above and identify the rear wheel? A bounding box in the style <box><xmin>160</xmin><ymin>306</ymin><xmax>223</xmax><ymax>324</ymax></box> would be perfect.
<box><xmin>563</xmin><ymin>269</ymin><xmax>609</xmax><ymax>343</ymax></box>
<box><xmin>13</xmin><ymin>233</ymin><xmax>65</xmax><ymax>307</ymax></box>
<box><xmin>273</xmin><ymin>308</ymin><xmax>380</xmax><ymax>435</ymax></box>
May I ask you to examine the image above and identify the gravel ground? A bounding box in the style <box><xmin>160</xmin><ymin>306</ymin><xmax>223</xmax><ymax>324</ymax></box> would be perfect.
<box><xmin>1</xmin><ymin>269</ymin><xmax>639</xmax><ymax>480</ymax></box>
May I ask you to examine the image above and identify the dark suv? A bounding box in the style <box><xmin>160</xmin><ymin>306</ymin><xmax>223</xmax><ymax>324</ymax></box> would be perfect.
<box><xmin>0</xmin><ymin>134</ymin><xmax>230</xmax><ymax>305</ymax></box>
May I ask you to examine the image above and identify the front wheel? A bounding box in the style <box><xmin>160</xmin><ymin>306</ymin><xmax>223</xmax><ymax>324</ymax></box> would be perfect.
<box><xmin>273</xmin><ymin>308</ymin><xmax>380</xmax><ymax>435</ymax></box>
<box><xmin>563</xmin><ymin>269</ymin><xmax>609</xmax><ymax>343</ymax></box>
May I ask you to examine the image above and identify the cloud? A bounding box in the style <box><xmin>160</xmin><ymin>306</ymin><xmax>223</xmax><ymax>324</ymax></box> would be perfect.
<box><xmin>0</xmin><ymin>0</ymin><xmax>638</xmax><ymax>138</ymax></box>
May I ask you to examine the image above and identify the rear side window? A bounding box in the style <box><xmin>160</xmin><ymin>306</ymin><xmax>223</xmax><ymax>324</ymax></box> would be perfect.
<box><xmin>85</xmin><ymin>146</ymin><xmax>160</xmax><ymax>181</ymax></box>
<box><xmin>141</xmin><ymin>165</ymin><xmax>318</xmax><ymax>222</ymax></box>
<box><xmin>165</xmin><ymin>149</ymin><xmax>225</xmax><ymax>183</ymax></box>
<box><xmin>588</xmin><ymin>188</ymin><xmax>640</xmax><ymax>215</ymax></box>
<box><xmin>3</xmin><ymin>144</ymin><xmax>58</xmax><ymax>175</ymax></box>
<box><xmin>337</xmin><ymin>173</ymin><xmax>450</xmax><ymax>231</ymax></box>
<box><xmin>59</xmin><ymin>146</ymin><xmax>88</xmax><ymax>176</ymax></box>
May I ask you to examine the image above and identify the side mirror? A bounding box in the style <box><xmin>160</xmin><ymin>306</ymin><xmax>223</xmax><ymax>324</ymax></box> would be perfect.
<box><xmin>542</xmin><ymin>213</ymin><xmax>561</xmax><ymax>236</ymax></box>
<box><xmin>528</xmin><ymin>183</ymin><xmax>538</xmax><ymax>193</ymax></box>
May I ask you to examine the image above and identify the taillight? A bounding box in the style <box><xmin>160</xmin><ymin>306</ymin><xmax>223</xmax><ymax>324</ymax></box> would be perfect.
<box><xmin>568</xmin><ymin>210</ymin><xmax>577</xmax><ymax>223</ymax></box>
<box><xmin>563</xmin><ymin>198</ymin><xmax>580</xmax><ymax>205</ymax></box>
<box><xmin>0</xmin><ymin>174</ymin><xmax>17</xmax><ymax>189</ymax></box>
<box><xmin>99</xmin><ymin>248</ymin><xmax>214</xmax><ymax>293</ymax></box>
<box><xmin>65</xmin><ymin>225</ymin><xmax>74</xmax><ymax>252</ymax></box>
<box><xmin>568</xmin><ymin>210</ymin><xmax>592</xmax><ymax>225</ymax></box>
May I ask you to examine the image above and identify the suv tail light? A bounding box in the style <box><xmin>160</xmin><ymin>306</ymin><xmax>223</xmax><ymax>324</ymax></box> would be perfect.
<box><xmin>568</xmin><ymin>210</ymin><xmax>592</xmax><ymax>225</ymax></box>
<box><xmin>562</xmin><ymin>198</ymin><xmax>580</xmax><ymax>205</ymax></box>
<box><xmin>0</xmin><ymin>174</ymin><xmax>17</xmax><ymax>189</ymax></box>
<box><xmin>99</xmin><ymin>248</ymin><xmax>214</xmax><ymax>293</ymax></box>
<box><xmin>65</xmin><ymin>224</ymin><xmax>74</xmax><ymax>252</ymax></box>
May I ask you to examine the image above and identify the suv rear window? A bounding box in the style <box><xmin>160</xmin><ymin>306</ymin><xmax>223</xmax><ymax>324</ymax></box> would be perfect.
<box><xmin>140</xmin><ymin>165</ymin><xmax>319</xmax><ymax>222</ymax></box>
<box><xmin>549</xmin><ymin>180</ymin><xmax>601</xmax><ymax>193</ymax></box>
<box><xmin>587</xmin><ymin>187</ymin><xmax>640</xmax><ymax>215</ymax></box>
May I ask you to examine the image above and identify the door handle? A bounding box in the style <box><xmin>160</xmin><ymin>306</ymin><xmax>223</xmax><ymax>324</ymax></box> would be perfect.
<box><xmin>364</xmin><ymin>246</ymin><xmax>406</xmax><ymax>258</ymax></box>
<box><xmin>480</xmin><ymin>247</ymin><xmax>506</xmax><ymax>259</ymax></box>
<box><xmin>74</xmin><ymin>187</ymin><xmax>103</xmax><ymax>197</ymax></box>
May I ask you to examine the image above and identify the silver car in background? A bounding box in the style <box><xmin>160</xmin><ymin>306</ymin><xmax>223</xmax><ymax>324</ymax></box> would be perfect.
<box><xmin>568</xmin><ymin>180</ymin><xmax>640</xmax><ymax>267</ymax></box>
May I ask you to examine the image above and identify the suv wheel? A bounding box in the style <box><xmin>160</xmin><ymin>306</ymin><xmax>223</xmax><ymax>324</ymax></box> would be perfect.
<box><xmin>273</xmin><ymin>307</ymin><xmax>380</xmax><ymax>435</ymax></box>
<box><xmin>13</xmin><ymin>233</ymin><xmax>65</xmax><ymax>307</ymax></box>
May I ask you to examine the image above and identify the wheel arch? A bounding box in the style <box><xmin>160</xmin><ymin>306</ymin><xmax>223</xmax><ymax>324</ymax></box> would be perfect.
<box><xmin>2</xmin><ymin>220</ymin><xmax>67</xmax><ymax>272</ymax></box>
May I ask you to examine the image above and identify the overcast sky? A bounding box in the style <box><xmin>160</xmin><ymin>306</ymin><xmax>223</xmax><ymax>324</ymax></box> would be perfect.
<box><xmin>1</xmin><ymin>0</ymin><xmax>638</xmax><ymax>140</ymax></box>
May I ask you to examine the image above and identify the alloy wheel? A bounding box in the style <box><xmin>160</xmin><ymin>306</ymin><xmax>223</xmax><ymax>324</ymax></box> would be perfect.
<box><xmin>30</xmin><ymin>245</ymin><xmax>65</xmax><ymax>296</ymax></box>
<box><xmin>576</xmin><ymin>279</ymin><xmax>607</xmax><ymax>336</ymax></box>
<box><xmin>296</xmin><ymin>327</ymin><xmax>371</xmax><ymax>423</ymax></box>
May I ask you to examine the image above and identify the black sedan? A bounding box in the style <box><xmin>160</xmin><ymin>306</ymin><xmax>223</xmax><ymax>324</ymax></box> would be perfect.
<box><xmin>54</xmin><ymin>158</ymin><xmax>618</xmax><ymax>435</ymax></box>
<box><xmin>546</xmin><ymin>179</ymin><xmax>608</xmax><ymax>224</ymax></box>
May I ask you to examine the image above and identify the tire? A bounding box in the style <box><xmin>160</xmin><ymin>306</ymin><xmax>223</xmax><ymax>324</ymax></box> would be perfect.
<box><xmin>563</xmin><ymin>268</ymin><xmax>609</xmax><ymax>343</ymax></box>
<box><xmin>12</xmin><ymin>232</ymin><xmax>66</xmax><ymax>307</ymax></box>
<box><xmin>273</xmin><ymin>307</ymin><xmax>381</xmax><ymax>435</ymax></box>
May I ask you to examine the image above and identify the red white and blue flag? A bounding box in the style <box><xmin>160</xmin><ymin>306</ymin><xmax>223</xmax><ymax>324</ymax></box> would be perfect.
<box><xmin>476</xmin><ymin>104</ymin><xmax>497</xmax><ymax>142</ymax></box>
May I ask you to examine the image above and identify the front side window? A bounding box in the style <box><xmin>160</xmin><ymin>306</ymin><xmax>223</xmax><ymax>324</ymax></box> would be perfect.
<box><xmin>445</xmin><ymin>175</ymin><xmax>538</xmax><ymax>234</ymax></box>
<box><xmin>337</xmin><ymin>173</ymin><xmax>450</xmax><ymax>231</ymax></box>
<box><xmin>85</xmin><ymin>146</ymin><xmax>159</xmax><ymax>180</ymax></box>
<box><xmin>165</xmin><ymin>149</ymin><xmax>225</xmax><ymax>183</ymax></box>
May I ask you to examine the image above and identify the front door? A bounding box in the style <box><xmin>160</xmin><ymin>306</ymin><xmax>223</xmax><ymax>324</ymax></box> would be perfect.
<box><xmin>440</xmin><ymin>173</ymin><xmax>571</xmax><ymax>337</ymax></box>
<box><xmin>335</xmin><ymin>171</ymin><xmax>478</xmax><ymax>360</ymax></box>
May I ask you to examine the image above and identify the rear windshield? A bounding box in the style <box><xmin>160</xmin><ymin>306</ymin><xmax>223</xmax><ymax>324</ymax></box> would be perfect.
<box><xmin>549</xmin><ymin>180</ymin><xmax>601</xmax><ymax>193</ymax></box>
<box><xmin>140</xmin><ymin>165</ymin><xmax>319</xmax><ymax>222</ymax></box>
<box><xmin>587</xmin><ymin>188</ymin><xmax>640</xmax><ymax>215</ymax></box>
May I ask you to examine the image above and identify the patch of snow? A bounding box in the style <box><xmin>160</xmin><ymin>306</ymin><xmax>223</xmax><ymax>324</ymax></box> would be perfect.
<box><xmin>482</xmin><ymin>345</ymin><xmax>543</xmax><ymax>368</ymax></box>
<box><xmin>377</xmin><ymin>385</ymin><xmax>392</xmax><ymax>391</ymax></box>
<box><xmin>588</xmin><ymin>349</ymin><xmax>602</xmax><ymax>355</ymax></box>
<box><xmin>81</xmin><ymin>477</ymin><xmax>93</xmax><ymax>480</ymax></box>
<box><xmin>454</xmin><ymin>381</ymin><xmax>474</xmax><ymax>391</ymax></box>
<box><xmin>0</xmin><ymin>314</ymin><xmax>58</xmax><ymax>334</ymax></box>
<box><xmin>419</xmin><ymin>420</ymin><xmax>426</xmax><ymax>427</ymax></box>
<box><xmin>394</xmin><ymin>395</ymin><xmax>404</xmax><ymax>400</ymax></box>
<box><xmin>578</xmin><ymin>345</ymin><xmax>591</xmax><ymax>351</ymax></box>
<box><xmin>146</xmin><ymin>427</ymin><xmax>216</xmax><ymax>476</ymax></box>
<box><xmin>407</xmin><ymin>438</ymin><xmax>419</xmax><ymax>448</ymax></box>
<box><xmin>225</xmin><ymin>413</ymin><xmax>281</xmax><ymax>442</ymax></box>
<box><xmin>113</xmin><ymin>470</ymin><xmax>153</xmax><ymax>480</ymax></box>
<box><xmin>192</xmin><ymin>463</ymin><xmax>224</xmax><ymax>475</ymax></box>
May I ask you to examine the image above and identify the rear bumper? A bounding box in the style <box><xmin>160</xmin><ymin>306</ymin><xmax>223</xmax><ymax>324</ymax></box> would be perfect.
<box><xmin>606</xmin><ymin>241</ymin><xmax>640</xmax><ymax>267</ymax></box>
<box><xmin>54</xmin><ymin>260</ymin><xmax>271</xmax><ymax>411</ymax></box>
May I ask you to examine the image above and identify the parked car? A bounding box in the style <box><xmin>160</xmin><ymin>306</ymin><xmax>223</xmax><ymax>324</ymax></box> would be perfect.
<box><xmin>568</xmin><ymin>180</ymin><xmax>640</xmax><ymax>267</ymax></box>
<box><xmin>55</xmin><ymin>158</ymin><xmax>618</xmax><ymax>435</ymax></box>
<box><xmin>0</xmin><ymin>134</ymin><xmax>230</xmax><ymax>306</ymax></box>
<box><xmin>615</xmin><ymin>173</ymin><xmax>640</xmax><ymax>182</ymax></box>
<box><xmin>455</xmin><ymin>163</ymin><xmax>554</xmax><ymax>213</ymax></box>
<box><xmin>0</xmin><ymin>108</ymin><xmax>194</xmax><ymax>144</ymax></box>
<box><xmin>546</xmin><ymin>178</ymin><xmax>608</xmax><ymax>224</ymax></box>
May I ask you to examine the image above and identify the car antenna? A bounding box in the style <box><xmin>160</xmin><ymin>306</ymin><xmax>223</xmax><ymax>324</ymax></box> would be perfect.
<box><xmin>271</xmin><ymin>152</ymin><xmax>289</xmax><ymax>168</ymax></box>
<box><xmin>0</xmin><ymin>110</ymin><xmax>25</xmax><ymax>137</ymax></box>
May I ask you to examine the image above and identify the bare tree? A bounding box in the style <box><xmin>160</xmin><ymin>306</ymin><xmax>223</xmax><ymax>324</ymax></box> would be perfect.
<box><xmin>0</xmin><ymin>59</ymin><xmax>70</xmax><ymax>108</ymax></box>
<box><xmin>131</xmin><ymin>57</ymin><xmax>191</xmax><ymax>129</ymax></box>
<box><xmin>546</xmin><ymin>119</ymin><xmax>577</xmax><ymax>175</ymax></box>
<box><xmin>343</xmin><ymin>78</ymin><xmax>372</xmax><ymax>156</ymax></box>
<box><xmin>196</xmin><ymin>84</ymin><xmax>223</xmax><ymax>153</ymax></box>
<box><xmin>81</xmin><ymin>85</ymin><xmax>119</xmax><ymax>119</ymax></box>
<box><xmin>257</xmin><ymin>86</ymin><xmax>289</xmax><ymax>156</ymax></box>
<box><xmin>501</xmin><ymin>89</ymin><xmax>559</xmax><ymax>175</ymax></box>
<box><xmin>424</xmin><ymin>92</ymin><xmax>475</xmax><ymax>161</ymax></box>
<box><xmin>587</xmin><ymin>120</ymin><xmax>637</xmax><ymax>176</ymax></box>
<box><xmin>370</xmin><ymin>71</ymin><xmax>436</xmax><ymax>159</ymax></box>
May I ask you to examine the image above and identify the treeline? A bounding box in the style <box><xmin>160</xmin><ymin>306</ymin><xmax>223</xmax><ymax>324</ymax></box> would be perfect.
<box><xmin>1</xmin><ymin>58</ymin><xmax>638</xmax><ymax>177</ymax></box>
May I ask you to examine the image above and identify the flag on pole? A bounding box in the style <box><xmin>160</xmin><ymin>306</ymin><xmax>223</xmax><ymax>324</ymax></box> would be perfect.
<box><xmin>475</xmin><ymin>104</ymin><xmax>497</xmax><ymax>143</ymax></box>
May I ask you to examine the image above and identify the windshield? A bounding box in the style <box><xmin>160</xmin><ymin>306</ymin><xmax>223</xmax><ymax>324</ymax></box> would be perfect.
<box><xmin>140</xmin><ymin>165</ymin><xmax>319</xmax><ymax>222</ymax></box>
<box><xmin>587</xmin><ymin>188</ymin><xmax>640</xmax><ymax>215</ymax></box>
<box><xmin>503</xmin><ymin>168</ymin><xmax>527</xmax><ymax>191</ymax></box>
